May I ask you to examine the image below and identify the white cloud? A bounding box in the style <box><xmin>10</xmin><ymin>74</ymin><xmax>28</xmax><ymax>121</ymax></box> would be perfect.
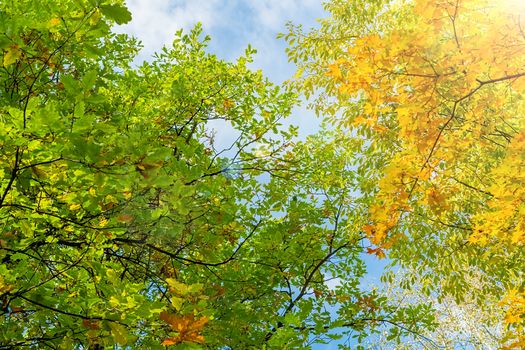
<box><xmin>248</xmin><ymin>0</ymin><xmax>323</xmax><ymax>31</ymax></box>
<box><xmin>117</xmin><ymin>0</ymin><xmax>325</xmax><ymax>70</ymax></box>
<box><xmin>116</xmin><ymin>0</ymin><xmax>223</xmax><ymax>61</ymax></box>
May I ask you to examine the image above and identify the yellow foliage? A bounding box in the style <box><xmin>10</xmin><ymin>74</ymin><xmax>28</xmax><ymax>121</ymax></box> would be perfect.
<box><xmin>499</xmin><ymin>289</ymin><xmax>525</xmax><ymax>348</ymax></box>
<box><xmin>69</xmin><ymin>203</ymin><xmax>81</xmax><ymax>211</ymax></box>
<box><xmin>0</xmin><ymin>275</ymin><xmax>14</xmax><ymax>293</ymax></box>
<box><xmin>329</xmin><ymin>0</ymin><xmax>525</xmax><ymax>249</ymax></box>
<box><xmin>325</xmin><ymin>3</ymin><xmax>525</xmax><ymax>343</ymax></box>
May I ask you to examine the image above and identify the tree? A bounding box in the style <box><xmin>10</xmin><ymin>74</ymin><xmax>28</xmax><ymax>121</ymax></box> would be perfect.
<box><xmin>0</xmin><ymin>1</ymin><xmax>436</xmax><ymax>349</ymax></box>
<box><xmin>376</xmin><ymin>267</ymin><xmax>506</xmax><ymax>349</ymax></box>
<box><xmin>286</xmin><ymin>0</ymin><xmax>525</xmax><ymax>347</ymax></box>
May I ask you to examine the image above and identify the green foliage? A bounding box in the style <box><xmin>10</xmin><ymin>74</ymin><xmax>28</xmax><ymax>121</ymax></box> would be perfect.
<box><xmin>99</xmin><ymin>4</ymin><xmax>132</xmax><ymax>24</ymax></box>
<box><xmin>0</xmin><ymin>1</ymin><xmax>438</xmax><ymax>348</ymax></box>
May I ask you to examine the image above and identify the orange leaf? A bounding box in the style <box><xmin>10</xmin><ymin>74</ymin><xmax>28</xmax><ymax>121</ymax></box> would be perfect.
<box><xmin>186</xmin><ymin>333</ymin><xmax>205</xmax><ymax>343</ymax></box>
<box><xmin>366</xmin><ymin>247</ymin><xmax>386</xmax><ymax>259</ymax></box>
<box><xmin>161</xmin><ymin>337</ymin><xmax>179</xmax><ymax>346</ymax></box>
<box><xmin>160</xmin><ymin>311</ymin><xmax>209</xmax><ymax>345</ymax></box>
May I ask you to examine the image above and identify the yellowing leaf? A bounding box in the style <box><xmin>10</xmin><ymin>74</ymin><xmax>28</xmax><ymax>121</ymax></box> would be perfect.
<box><xmin>109</xmin><ymin>322</ymin><xmax>128</xmax><ymax>345</ymax></box>
<box><xmin>69</xmin><ymin>203</ymin><xmax>81</xmax><ymax>211</ymax></box>
<box><xmin>89</xmin><ymin>9</ymin><xmax>101</xmax><ymax>25</ymax></box>
<box><xmin>222</xmin><ymin>98</ymin><xmax>235</xmax><ymax>110</ymax></box>
<box><xmin>166</xmin><ymin>278</ymin><xmax>190</xmax><ymax>295</ymax></box>
<box><xmin>505</xmin><ymin>313</ymin><xmax>521</xmax><ymax>324</ymax></box>
<box><xmin>0</xmin><ymin>276</ymin><xmax>14</xmax><ymax>293</ymax></box>
<box><xmin>106</xmin><ymin>268</ymin><xmax>118</xmax><ymax>282</ymax></box>
<box><xmin>98</xmin><ymin>217</ymin><xmax>108</xmax><ymax>227</ymax></box>
<box><xmin>117</xmin><ymin>214</ymin><xmax>133</xmax><ymax>223</ymax></box>
<box><xmin>171</xmin><ymin>297</ymin><xmax>184</xmax><ymax>310</ymax></box>
<box><xmin>49</xmin><ymin>17</ymin><xmax>60</xmax><ymax>27</ymax></box>
<box><xmin>3</xmin><ymin>45</ymin><xmax>21</xmax><ymax>67</ymax></box>
<box><xmin>109</xmin><ymin>296</ymin><xmax>120</xmax><ymax>307</ymax></box>
<box><xmin>161</xmin><ymin>338</ymin><xmax>178</xmax><ymax>346</ymax></box>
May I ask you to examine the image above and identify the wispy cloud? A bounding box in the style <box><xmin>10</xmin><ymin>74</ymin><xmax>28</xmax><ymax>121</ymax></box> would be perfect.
<box><xmin>116</xmin><ymin>0</ymin><xmax>224</xmax><ymax>61</ymax></box>
<box><xmin>248</xmin><ymin>0</ymin><xmax>323</xmax><ymax>31</ymax></box>
<box><xmin>117</xmin><ymin>1</ymin><xmax>324</xmax><ymax>77</ymax></box>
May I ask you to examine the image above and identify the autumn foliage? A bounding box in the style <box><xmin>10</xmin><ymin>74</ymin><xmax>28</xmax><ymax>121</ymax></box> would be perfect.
<box><xmin>320</xmin><ymin>0</ymin><xmax>525</xmax><ymax>346</ymax></box>
<box><xmin>327</xmin><ymin>0</ymin><xmax>525</xmax><ymax>248</ymax></box>
<box><xmin>1</xmin><ymin>0</ymin><xmax>524</xmax><ymax>348</ymax></box>
<box><xmin>160</xmin><ymin>311</ymin><xmax>209</xmax><ymax>345</ymax></box>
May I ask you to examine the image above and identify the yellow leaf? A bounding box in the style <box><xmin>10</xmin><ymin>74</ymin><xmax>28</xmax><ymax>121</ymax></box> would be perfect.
<box><xmin>3</xmin><ymin>45</ymin><xmax>21</xmax><ymax>67</ymax></box>
<box><xmin>106</xmin><ymin>268</ymin><xmax>118</xmax><ymax>282</ymax></box>
<box><xmin>109</xmin><ymin>296</ymin><xmax>120</xmax><ymax>307</ymax></box>
<box><xmin>0</xmin><ymin>276</ymin><xmax>14</xmax><ymax>293</ymax></box>
<box><xmin>505</xmin><ymin>313</ymin><xmax>521</xmax><ymax>324</ymax></box>
<box><xmin>171</xmin><ymin>297</ymin><xmax>184</xmax><ymax>310</ymax></box>
<box><xmin>160</xmin><ymin>312</ymin><xmax>209</xmax><ymax>345</ymax></box>
<box><xmin>98</xmin><ymin>217</ymin><xmax>108</xmax><ymax>227</ymax></box>
<box><xmin>126</xmin><ymin>296</ymin><xmax>136</xmax><ymax>309</ymax></box>
<box><xmin>105</xmin><ymin>194</ymin><xmax>118</xmax><ymax>203</ymax></box>
<box><xmin>69</xmin><ymin>203</ymin><xmax>81</xmax><ymax>211</ymax></box>
<box><xmin>89</xmin><ymin>9</ymin><xmax>101</xmax><ymax>25</ymax></box>
<box><xmin>49</xmin><ymin>17</ymin><xmax>60</xmax><ymax>27</ymax></box>
<box><xmin>166</xmin><ymin>278</ymin><xmax>190</xmax><ymax>295</ymax></box>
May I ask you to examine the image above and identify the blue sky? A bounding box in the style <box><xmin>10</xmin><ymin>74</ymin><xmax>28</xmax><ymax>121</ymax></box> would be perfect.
<box><xmin>117</xmin><ymin>2</ymin><xmax>388</xmax><ymax>348</ymax></box>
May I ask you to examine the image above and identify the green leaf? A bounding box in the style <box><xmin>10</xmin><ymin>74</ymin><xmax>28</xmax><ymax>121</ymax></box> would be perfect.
<box><xmin>109</xmin><ymin>322</ymin><xmax>128</xmax><ymax>345</ymax></box>
<box><xmin>82</xmin><ymin>70</ymin><xmax>97</xmax><ymax>90</ymax></box>
<box><xmin>61</xmin><ymin>75</ymin><xmax>80</xmax><ymax>94</ymax></box>
<box><xmin>74</xmin><ymin>102</ymin><xmax>85</xmax><ymax>119</ymax></box>
<box><xmin>99</xmin><ymin>4</ymin><xmax>132</xmax><ymax>24</ymax></box>
<box><xmin>0</xmin><ymin>37</ymin><xmax>11</xmax><ymax>50</ymax></box>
